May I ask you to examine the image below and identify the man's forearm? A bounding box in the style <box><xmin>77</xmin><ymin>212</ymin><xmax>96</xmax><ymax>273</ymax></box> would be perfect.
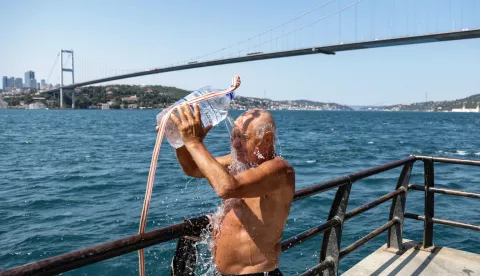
<box><xmin>175</xmin><ymin>146</ymin><xmax>203</xmax><ymax>177</ymax></box>
<box><xmin>184</xmin><ymin>142</ymin><xmax>236</xmax><ymax>198</ymax></box>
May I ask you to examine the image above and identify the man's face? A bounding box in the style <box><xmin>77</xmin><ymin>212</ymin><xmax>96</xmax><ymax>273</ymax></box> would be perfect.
<box><xmin>231</xmin><ymin>115</ymin><xmax>260</xmax><ymax>164</ymax></box>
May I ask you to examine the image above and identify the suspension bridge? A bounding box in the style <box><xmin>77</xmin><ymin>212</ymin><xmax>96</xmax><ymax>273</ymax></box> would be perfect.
<box><xmin>41</xmin><ymin>0</ymin><xmax>480</xmax><ymax>108</ymax></box>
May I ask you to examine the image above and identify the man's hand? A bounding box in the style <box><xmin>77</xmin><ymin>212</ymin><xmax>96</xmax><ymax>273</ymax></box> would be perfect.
<box><xmin>170</xmin><ymin>104</ymin><xmax>213</xmax><ymax>146</ymax></box>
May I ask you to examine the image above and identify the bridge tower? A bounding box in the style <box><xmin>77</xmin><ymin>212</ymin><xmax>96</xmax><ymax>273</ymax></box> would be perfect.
<box><xmin>60</xmin><ymin>50</ymin><xmax>75</xmax><ymax>109</ymax></box>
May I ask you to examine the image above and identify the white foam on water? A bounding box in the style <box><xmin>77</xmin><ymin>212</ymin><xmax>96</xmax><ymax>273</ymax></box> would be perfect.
<box><xmin>456</xmin><ymin>150</ymin><xmax>468</xmax><ymax>156</ymax></box>
<box><xmin>475</xmin><ymin>152</ymin><xmax>480</xmax><ymax>156</ymax></box>
<box><xmin>306</xmin><ymin>160</ymin><xmax>316</xmax><ymax>163</ymax></box>
<box><xmin>368</xmin><ymin>141</ymin><xmax>375</xmax><ymax>144</ymax></box>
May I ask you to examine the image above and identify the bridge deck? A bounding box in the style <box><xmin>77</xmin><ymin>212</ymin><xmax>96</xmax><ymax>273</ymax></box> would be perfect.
<box><xmin>343</xmin><ymin>239</ymin><xmax>480</xmax><ymax>276</ymax></box>
<box><xmin>44</xmin><ymin>29</ymin><xmax>480</xmax><ymax>94</ymax></box>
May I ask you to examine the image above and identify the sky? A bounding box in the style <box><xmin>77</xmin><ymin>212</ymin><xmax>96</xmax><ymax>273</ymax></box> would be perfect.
<box><xmin>1</xmin><ymin>0</ymin><xmax>479</xmax><ymax>106</ymax></box>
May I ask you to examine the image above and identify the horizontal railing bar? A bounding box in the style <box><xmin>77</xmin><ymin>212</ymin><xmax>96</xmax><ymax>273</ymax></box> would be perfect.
<box><xmin>408</xmin><ymin>184</ymin><xmax>424</xmax><ymax>191</ymax></box>
<box><xmin>415</xmin><ymin>155</ymin><xmax>480</xmax><ymax>166</ymax></box>
<box><xmin>403</xmin><ymin>213</ymin><xmax>423</xmax><ymax>220</ymax></box>
<box><xmin>339</xmin><ymin>219</ymin><xmax>398</xmax><ymax>260</ymax></box>
<box><xmin>345</xmin><ymin>188</ymin><xmax>404</xmax><ymax>221</ymax></box>
<box><xmin>0</xmin><ymin>216</ymin><xmax>209</xmax><ymax>276</ymax></box>
<box><xmin>294</xmin><ymin>156</ymin><xmax>415</xmax><ymax>201</ymax></box>
<box><xmin>408</xmin><ymin>184</ymin><xmax>480</xmax><ymax>199</ymax></box>
<box><xmin>299</xmin><ymin>259</ymin><xmax>334</xmax><ymax>276</ymax></box>
<box><xmin>404</xmin><ymin>213</ymin><xmax>480</xmax><ymax>232</ymax></box>
<box><xmin>281</xmin><ymin>219</ymin><xmax>339</xmax><ymax>251</ymax></box>
<box><xmin>432</xmin><ymin>217</ymin><xmax>480</xmax><ymax>231</ymax></box>
<box><xmin>430</xmin><ymin>187</ymin><xmax>480</xmax><ymax>199</ymax></box>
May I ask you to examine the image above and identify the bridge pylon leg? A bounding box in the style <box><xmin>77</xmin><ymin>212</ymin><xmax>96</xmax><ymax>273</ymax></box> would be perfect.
<box><xmin>60</xmin><ymin>49</ymin><xmax>75</xmax><ymax>109</ymax></box>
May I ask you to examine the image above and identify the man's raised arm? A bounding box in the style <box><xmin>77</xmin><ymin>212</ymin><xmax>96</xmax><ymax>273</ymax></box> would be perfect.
<box><xmin>175</xmin><ymin>146</ymin><xmax>231</xmax><ymax>178</ymax></box>
<box><xmin>170</xmin><ymin>103</ymin><xmax>292</xmax><ymax>197</ymax></box>
<box><xmin>184</xmin><ymin>142</ymin><xmax>292</xmax><ymax>199</ymax></box>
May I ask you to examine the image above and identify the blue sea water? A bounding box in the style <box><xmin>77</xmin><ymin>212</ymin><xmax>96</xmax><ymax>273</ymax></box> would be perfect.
<box><xmin>1</xmin><ymin>110</ymin><xmax>480</xmax><ymax>275</ymax></box>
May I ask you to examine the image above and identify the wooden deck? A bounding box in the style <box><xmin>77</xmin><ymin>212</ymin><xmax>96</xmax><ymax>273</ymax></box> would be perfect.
<box><xmin>343</xmin><ymin>240</ymin><xmax>480</xmax><ymax>276</ymax></box>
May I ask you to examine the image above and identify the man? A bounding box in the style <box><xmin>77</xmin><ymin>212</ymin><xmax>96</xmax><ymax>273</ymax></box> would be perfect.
<box><xmin>171</xmin><ymin>105</ymin><xmax>295</xmax><ymax>276</ymax></box>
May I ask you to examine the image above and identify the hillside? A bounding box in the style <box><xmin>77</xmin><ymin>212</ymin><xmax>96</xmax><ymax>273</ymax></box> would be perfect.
<box><xmin>360</xmin><ymin>94</ymin><xmax>480</xmax><ymax>112</ymax></box>
<box><xmin>231</xmin><ymin>96</ymin><xmax>353</xmax><ymax>111</ymax></box>
<box><xmin>4</xmin><ymin>84</ymin><xmax>351</xmax><ymax>110</ymax></box>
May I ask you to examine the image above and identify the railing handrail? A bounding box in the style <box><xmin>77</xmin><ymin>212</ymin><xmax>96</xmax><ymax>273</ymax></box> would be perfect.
<box><xmin>414</xmin><ymin>155</ymin><xmax>480</xmax><ymax>166</ymax></box>
<box><xmin>0</xmin><ymin>216</ymin><xmax>210</xmax><ymax>276</ymax></box>
<box><xmin>406</xmin><ymin>155</ymin><xmax>480</xmax><ymax>250</ymax></box>
<box><xmin>2</xmin><ymin>155</ymin><xmax>479</xmax><ymax>276</ymax></box>
<box><xmin>293</xmin><ymin>156</ymin><xmax>415</xmax><ymax>201</ymax></box>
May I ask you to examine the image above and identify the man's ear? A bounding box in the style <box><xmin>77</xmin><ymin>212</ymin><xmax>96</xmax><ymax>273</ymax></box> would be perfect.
<box><xmin>263</xmin><ymin>131</ymin><xmax>274</xmax><ymax>146</ymax></box>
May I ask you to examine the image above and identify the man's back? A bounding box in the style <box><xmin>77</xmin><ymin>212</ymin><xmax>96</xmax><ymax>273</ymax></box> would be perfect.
<box><xmin>213</xmin><ymin>157</ymin><xmax>295</xmax><ymax>274</ymax></box>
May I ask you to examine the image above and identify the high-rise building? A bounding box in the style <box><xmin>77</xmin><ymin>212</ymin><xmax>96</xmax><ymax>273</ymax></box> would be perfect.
<box><xmin>24</xmin><ymin>70</ymin><xmax>35</xmax><ymax>88</ymax></box>
<box><xmin>25</xmin><ymin>70</ymin><xmax>35</xmax><ymax>80</ymax></box>
<box><xmin>41</xmin><ymin>79</ymin><xmax>46</xmax><ymax>89</ymax></box>
<box><xmin>7</xmin><ymin>77</ymin><xmax>14</xmax><ymax>88</ymax></box>
<box><xmin>2</xmin><ymin>76</ymin><xmax>6</xmax><ymax>90</ymax></box>
<box><xmin>30</xmin><ymin>79</ymin><xmax>37</xmax><ymax>89</ymax></box>
<box><xmin>14</xmin><ymin>78</ymin><xmax>23</xmax><ymax>88</ymax></box>
<box><xmin>37</xmin><ymin>82</ymin><xmax>40</xmax><ymax>89</ymax></box>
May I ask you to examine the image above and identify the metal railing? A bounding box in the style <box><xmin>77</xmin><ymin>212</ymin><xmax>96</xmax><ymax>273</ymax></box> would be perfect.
<box><xmin>1</xmin><ymin>155</ymin><xmax>479</xmax><ymax>276</ymax></box>
<box><xmin>405</xmin><ymin>156</ymin><xmax>480</xmax><ymax>249</ymax></box>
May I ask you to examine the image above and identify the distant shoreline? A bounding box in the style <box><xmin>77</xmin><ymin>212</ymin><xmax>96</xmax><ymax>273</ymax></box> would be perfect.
<box><xmin>3</xmin><ymin>108</ymin><xmax>480</xmax><ymax>113</ymax></box>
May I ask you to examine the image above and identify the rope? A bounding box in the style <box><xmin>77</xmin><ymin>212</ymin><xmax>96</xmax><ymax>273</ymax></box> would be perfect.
<box><xmin>46</xmin><ymin>52</ymin><xmax>60</xmax><ymax>85</ymax></box>
<box><xmin>138</xmin><ymin>75</ymin><xmax>241</xmax><ymax>276</ymax></box>
<box><xmin>236</xmin><ymin>0</ymin><xmax>367</xmax><ymax>55</ymax></box>
<box><xmin>192</xmin><ymin>0</ymin><xmax>336</xmax><ymax>61</ymax></box>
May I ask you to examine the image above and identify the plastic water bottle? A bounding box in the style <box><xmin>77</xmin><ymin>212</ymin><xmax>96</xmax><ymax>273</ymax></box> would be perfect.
<box><xmin>156</xmin><ymin>86</ymin><xmax>235</xmax><ymax>149</ymax></box>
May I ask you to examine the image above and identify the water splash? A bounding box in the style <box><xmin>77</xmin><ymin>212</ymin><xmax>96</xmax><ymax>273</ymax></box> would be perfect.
<box><xmin>195</xmin><ymin>198</ymin><xmax>241</xmax><ymax>275</ymax></box>
<box><xmin>253</xmin><ymin>148</ymin><xmax>265</xmax><ymax>160</ymax></box>
<box><xmin>223</xmin><ymin>115</ymin><xmax>235</xmax><ymax>135</ymax></box>
<box><xmin>274</xmin><ymin>134</ymin><xmax>283</xmax><ymax>157</ymax></box>
<box><xmin>194</xmin><ymin>111</ymin><xmax>283</xmax><ymax>275</ymax></box>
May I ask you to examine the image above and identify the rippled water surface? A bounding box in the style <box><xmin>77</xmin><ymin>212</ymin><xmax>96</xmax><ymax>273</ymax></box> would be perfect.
<box><xmin>1</xmin><ymin>110</ymin><xmax>480</xmax><ymax>275</ymax></box>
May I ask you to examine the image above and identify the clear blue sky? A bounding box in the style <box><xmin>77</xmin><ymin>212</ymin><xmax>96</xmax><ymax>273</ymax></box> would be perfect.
<box><xmin>1</xmin><ymin>0</ymin><xmax>479</xmax><ymax>105</ymax></box>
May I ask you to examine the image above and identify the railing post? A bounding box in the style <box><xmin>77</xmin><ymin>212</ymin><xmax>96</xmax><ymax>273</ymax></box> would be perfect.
<box><xmin>171</xmin><ymin>216</ymin><xmax>210</xmax><ymax>276</ymax></box>
<box><xmin>320</xmin><ymin>181</ymin><xmax>352</xmax><ymax>276</ymax></box>
<box><xmin>387</xmin><ymin>161</ymin><xmax>414</xmax><ymax>252</ymax></box>
<box><xmin>423</xmin><ymin>158</ymin><xmax>435</xmax><ymax>249</ymax></box>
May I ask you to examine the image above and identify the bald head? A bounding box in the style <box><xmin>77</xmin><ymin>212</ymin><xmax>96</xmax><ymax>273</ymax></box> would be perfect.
<box><xmin>236</xmin><ymin>109</ymin><xmax>276</xmax><ymax>138</ymax></box>
<box><xmin>231</xmin><ymin>109</ymin><xmax>276</xmax><ymax>164</ymax></box>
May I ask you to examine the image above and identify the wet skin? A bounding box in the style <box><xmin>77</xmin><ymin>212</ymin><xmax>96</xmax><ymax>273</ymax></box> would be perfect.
<box><xmin>171</xmin><ymin>107</ymin><xmax>295</xmax><ymax>274</ymax></box>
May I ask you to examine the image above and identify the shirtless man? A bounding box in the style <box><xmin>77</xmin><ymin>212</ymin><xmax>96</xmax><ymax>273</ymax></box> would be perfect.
<box><xmin>171</xmin><ymin>106</ymin><xmax>295</xmax><ymax>276</ymax></box>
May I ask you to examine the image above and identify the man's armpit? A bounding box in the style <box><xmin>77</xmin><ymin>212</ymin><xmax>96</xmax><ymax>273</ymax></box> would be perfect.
<box><xmin>216</xmin><ymin>154</ymin><xmax>232</xmax><ymax>168</ymax></box>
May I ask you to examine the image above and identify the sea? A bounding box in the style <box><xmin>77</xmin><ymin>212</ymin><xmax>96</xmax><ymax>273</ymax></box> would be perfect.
<box><xmin>1</xmin><ymin>110</ymin><xmax>480</xmax><ymax>275</ymax></box>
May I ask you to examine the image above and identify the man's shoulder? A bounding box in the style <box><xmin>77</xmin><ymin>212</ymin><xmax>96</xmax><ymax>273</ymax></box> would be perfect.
<box><xmin>268</xmin><ymin>157</ymin><xmax>295</xmax><ymax>187</ymax></box>
<box><xmin>270</xmin><ymin>156</ymin><xmax>294</xmax><ymax>173</ymax></box>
